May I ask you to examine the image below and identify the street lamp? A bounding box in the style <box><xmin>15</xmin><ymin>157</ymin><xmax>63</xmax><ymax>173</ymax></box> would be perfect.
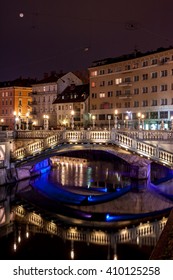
<box><xmin>92</xmin><ymin>115</ymin><xmax>96</xmax><ymax>129</ymax></box>
<box><xmin>141</xmin><ymin>114</ymin><xmax>145</xmax><ymax>130</ymax></box>
<box><xmin>43</xmin><ymin>114</ymin><xmax>49</xmax><ymax>130</ymax></box>
<box><xmin>14</xmin><ymin>111</ymin><xmax>21</xmax><ymax>130</ymax></box>
<box><xmin>125</xmin><ymin>115</ymin><xmax>129</xmax><ymax>129</ymax></box>
<box><xmin>71</xmin><ymin>110</ymin><xmax>75</xmax><ymax>129</ymax></box>
<box><xmin>114</xmin><ymin>110</ymin><xmax>118</xmax><ymax>129</ymax></box>
<box><xmin>108</xmin><ymin>115</ymin><xmax>111</xmax><ymax>130</ymax></box>
<box><xmin>32</xmin><ymin>121</ymin><xmax>36</xmax><ymax>130</ymax></box>
<box><xmin>137</xmin><ymin>112</ymin><xmax>141</xmax><ymax>130</ymax></box>
<box><xmin>26</xmin><ymin>112</ymin><xmax>29</xmax><ymax>130</ymax></box>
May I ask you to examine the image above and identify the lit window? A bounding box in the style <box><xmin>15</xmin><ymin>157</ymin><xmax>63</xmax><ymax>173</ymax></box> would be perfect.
<box><xmin>115</xmin><ymin>78</ymin><xmax>122</xmax><ymax>84</ymax></box>
<box><xmin>91</xmin><ymin>71</ymin><xmax>97</xmax><ymax>77</ymax></box>
<box><xmin>91</xmin><ymin>82</ymin><xmax>96</xmax><ymax>87</ymax></box>
<box><xmin>99</xmin><ymin>92</ymin><xmax>105</xmax><ymax>98</ymax></box>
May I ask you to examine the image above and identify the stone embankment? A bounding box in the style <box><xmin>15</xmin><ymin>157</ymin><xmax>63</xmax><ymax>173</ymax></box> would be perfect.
<box><xmin>0</xmin><ymin>158</ymin><xmax>52</xmax><ymax>186</ymax></box>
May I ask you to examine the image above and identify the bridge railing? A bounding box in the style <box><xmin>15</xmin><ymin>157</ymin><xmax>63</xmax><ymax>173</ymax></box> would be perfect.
<box><xmin>13</xmin><ymin>205</ymin><xmax>167</xmax><ymax>248</ymax></box>
<box><xmin>11</xmin><ymin>129</ymin><xmax>173</xmax><ymax>167</ymax></box>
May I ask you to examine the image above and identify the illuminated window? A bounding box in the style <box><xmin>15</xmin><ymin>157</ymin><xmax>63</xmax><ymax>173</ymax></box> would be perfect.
<box><xmin>115</xmin><ymin>78</ymin><xmax>122</xmax><ymax>84</ymax></box>
<box><xmin>91</xmin><ymin>71</ymin><xmax>97</xmax><ymax>76</ymax></box>
<box><xmin>99</xmin><ymin>92</ymin><xmax>105</xmax><ymax>98</ymax></box>
<box><xmin>91</xmin><ymin>82</ymin><xmax>96</xmax><ymax>87</ymax></box>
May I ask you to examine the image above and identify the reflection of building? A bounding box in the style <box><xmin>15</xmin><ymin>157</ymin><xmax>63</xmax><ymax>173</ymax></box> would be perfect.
<box><xmin>0</xmin><ymin>80</ymin><xmax>32</xmax><ymax>130</ymax></box>
<box><xmin>31</xmin><ymin>72</ymin><xmax>83</xmax><ymax>129</ymax></box>
<box><xmin>89</xmin><ymin>47</ymin><xmax>173</xmax><ymax>130</ymax></box>
<box><xmin>53</xmin><ymin>84</ymin><xmax>89</xmax><ymax>128</ymax></box>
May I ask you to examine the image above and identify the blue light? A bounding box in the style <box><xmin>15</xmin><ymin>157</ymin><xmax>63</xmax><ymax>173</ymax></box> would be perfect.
<box><xmin>40</xmin><ymin>166</ymin><xmax>51</xmax><ymax>173</ymax></box>
<box><xmin>106</xmin><ymin>214</ymin><xmax>110</xmax><ymax>220</ymax></box>
<box><xmin>88</xmin><ymin>195</ymin><xmax>93</xmax><ymax>201</ymax></box>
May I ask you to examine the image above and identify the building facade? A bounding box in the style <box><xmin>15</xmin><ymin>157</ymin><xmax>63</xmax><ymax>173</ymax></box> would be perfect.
<box><xmin>0</xmin><ymin>82</ymin><xmax>32</xmax><ymax>130</ymax></box>
<box><xmin>89</xmin><ymin>47</ymin><xmax>173</xmax><ymax>130</ymax></box>
<box><xmin>31</xmin><ymin>72</ymin><xmax>83</xmax><ymax>129</ymax></box>
<box><xmin>53</xmin><ymin>84</ymin><xmax>89</xmax><ymax>128</ymax></box>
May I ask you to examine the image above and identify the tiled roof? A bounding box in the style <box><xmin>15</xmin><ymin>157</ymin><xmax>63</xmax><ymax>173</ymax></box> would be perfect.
<box><xmin>53</xmin><ymin>84</ymin><xmax>89</xmax><ymax>104</ymax></box>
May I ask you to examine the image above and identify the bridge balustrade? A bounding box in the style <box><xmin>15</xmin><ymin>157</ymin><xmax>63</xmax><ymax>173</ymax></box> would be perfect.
<box><xmin>10</xmin><ymin>129</ymin><xmax>173</xmax><ymax>167</ymax></box>
<box><xmin>136</xmin><ymin>142</ymin><xmax>156</xmax><ymax>157</ymax></box>
<box><xmin>46</xmin><ymin>132</ymin><xmax>64</xmax><ymax>147</ymax></box>
<box><xmin>159</xmin><ymin>150</ymin><xmax>173</xmax><ymax>164</ymax></box>
<box><xmin>13</xmin><ymin>206</ymin><xmax>168</xmax><ymax>247</ymax></box>
<box><xmin>115</xmin><ymin>133</ymin><xmax>133</xmax><ymax>148</ymax></box>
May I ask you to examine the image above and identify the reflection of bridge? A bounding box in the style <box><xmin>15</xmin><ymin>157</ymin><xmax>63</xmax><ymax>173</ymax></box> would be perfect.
<box><xmin>12</xmin><ymin>205</ymin><xmax>167</xmax><ymax>249</ymax></box>
<box><xmin>11</xmin><ymin>129</ymin><xmax>173</xmax><ymax>168</ymax></box>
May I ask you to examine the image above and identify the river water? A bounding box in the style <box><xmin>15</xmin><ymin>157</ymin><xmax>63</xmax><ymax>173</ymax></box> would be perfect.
<box><xmin>1</xmin><ymin>151</ymin><xmax>173</xmax><ymax>260</ymax></box>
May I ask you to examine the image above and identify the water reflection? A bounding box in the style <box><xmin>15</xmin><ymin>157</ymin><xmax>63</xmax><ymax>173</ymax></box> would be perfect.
<box><xmin>1</xmin><ymin>152</ymin><xmax>173</xmax><ymax>260</ymax></box>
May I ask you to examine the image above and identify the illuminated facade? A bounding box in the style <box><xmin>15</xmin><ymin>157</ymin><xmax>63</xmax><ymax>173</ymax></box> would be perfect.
<box><xmin>0</xmin><ymin>84</ymin><xmax>32</xmax><ymax>130</ymax></box>
<box><xmin>53</xmin><ymin>84</ymin><xmax>89</xmax><ymax>128</ymax></box>
<box><xmin>89</xmin><ymin>47</ymin><xmax>173</xmax><ymax>130</ymax></box>
<box><xmin>31</xmin><ymin>72</ymin><xmax>83</xmax><ymax>128</ymax></box>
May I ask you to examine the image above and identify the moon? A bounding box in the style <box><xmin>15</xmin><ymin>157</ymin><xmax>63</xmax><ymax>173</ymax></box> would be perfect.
<box><xmin>19</xmin><ymin>13</ymin><xmax>24</xmax><ymax>18</ymax></box>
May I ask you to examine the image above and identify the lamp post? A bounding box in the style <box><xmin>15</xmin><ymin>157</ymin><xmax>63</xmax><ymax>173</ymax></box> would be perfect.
<box><xmin>92</xmin><ymin>115</ymin><xmax>96</xmax><ymax>129</ymax></box>
<box><xmin>125</xmin><ymin>115</ymin><xmax>129</xmax><ymax>129</ymax></box>
<box><xmin>108</xmin><ymin>115</ymin><xmax>111</xmax><ymax>130</ymax></box>
<box><xmin>137</xmin><ymin>112</ymin><xmax>141</xmax><ymax>130</ymax></box>
<box><xmin>32</xmin><ymin>121</ymin><xmax>36</xmax><ymax>130</ymax></box>
<box><xmin>26</xmin><ymin>112</ymin><xmax>29</xmax><ymax>130</ymax></box>
<box><xmin>43</xmin><ymin>114</ymin><xmax>49</xmax><ymax>130</ymax></box>
<box><xmin>141</xmin><ymin>114</ymin><xmax>145</xmax><ymax>130</ymax></box>
<box><xmin>14</xmin><ymin>111</ymin><xmax>21</xmax><ymax>130</ymax></box>
<box><xmin>71</xmin><ymin>110</ymin><xmax>75</xmax><ymax>129</ymax></box>
<box><xmin>114</xmin><ymin>110</ymin><xmax>118</xmax><ymax>129</ymax></box>
<box><xmin>0</xmin><ymin>118</ymin><xmax>4</xmax><ymax>126</ymax></box>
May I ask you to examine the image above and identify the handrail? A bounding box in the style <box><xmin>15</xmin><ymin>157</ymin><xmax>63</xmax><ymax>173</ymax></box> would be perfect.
<box><xmin>11</xmin><ymin>130</ymin><xmax>173</xmax><ymax>167</ymax></box>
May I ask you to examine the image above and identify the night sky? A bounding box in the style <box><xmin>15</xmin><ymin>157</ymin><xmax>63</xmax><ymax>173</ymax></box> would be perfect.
<box><xmin>1</xmin><ymin>0</ymin><xmax>173</xmax><ymax>81</ymax></box>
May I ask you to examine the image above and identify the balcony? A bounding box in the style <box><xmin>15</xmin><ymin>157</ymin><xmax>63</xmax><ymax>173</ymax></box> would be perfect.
<box><xmin>118</xmin><ymin>93</ymin><xmax>132</xmax><ymax>99</ymax></box>
<box><xmin>118</xmin><ymin>82</ymin><xmax>132</xmax><ymax>87</ymax></box>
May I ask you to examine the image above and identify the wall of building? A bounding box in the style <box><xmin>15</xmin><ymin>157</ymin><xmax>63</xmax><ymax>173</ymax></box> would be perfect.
<box><xmin>89</xmin><ymin>48</ymin><xmax>173</xmax><ymax>130</ymax></box>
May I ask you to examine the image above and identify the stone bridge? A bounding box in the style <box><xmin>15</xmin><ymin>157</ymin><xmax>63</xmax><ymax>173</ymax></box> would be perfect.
<box><xmin>11</xmin><ymin>129</ymin><xmax>173</xmax><ymax>169</ymax></box>
<box><xmin>1</xmin><ymin>129</ymin><xmax>173</xmax><ymax>184</ymax></box>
